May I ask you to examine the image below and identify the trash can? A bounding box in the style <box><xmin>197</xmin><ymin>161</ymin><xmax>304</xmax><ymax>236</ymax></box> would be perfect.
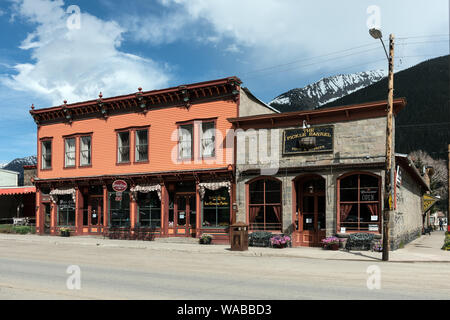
<box><xmin>230</xmin><ymin>222</ymin><xmax>248</xmax><ymax>251</ymax></box>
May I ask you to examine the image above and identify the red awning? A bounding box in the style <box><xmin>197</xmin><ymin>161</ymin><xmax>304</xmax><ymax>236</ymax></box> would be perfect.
<box><xmin>0</xmin><ymin>187</ymin><xmax>36</xmax><ymax>196</ymax></box>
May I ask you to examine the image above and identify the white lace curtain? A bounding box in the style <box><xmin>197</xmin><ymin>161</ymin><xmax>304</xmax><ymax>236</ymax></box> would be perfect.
<box><xmin>49</xmin><ymin>188</ymin><xmax>76</xmax><ymax>203</ymax></box>
<box><xmin>198</xmin><ymin>181</ymin><xmax>231</xmax><ymax>200</ymax></box>
<box><xmin>130</xmin><ymin>184</ymin><xmax>162</xmax><ymax>200</ymax></box>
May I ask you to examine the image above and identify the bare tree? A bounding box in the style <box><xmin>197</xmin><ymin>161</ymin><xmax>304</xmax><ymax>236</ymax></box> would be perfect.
<box><xmin>409</xmin><ymin>150</ymin><xmax>448</xmax><ymax>211</ymax></box>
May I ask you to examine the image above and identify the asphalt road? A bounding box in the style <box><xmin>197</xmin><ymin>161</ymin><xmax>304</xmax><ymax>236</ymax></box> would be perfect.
<box><xmin>0</xmin><ymin>239</ymin><xmax>449</xmax><ymax>300</ymax></box>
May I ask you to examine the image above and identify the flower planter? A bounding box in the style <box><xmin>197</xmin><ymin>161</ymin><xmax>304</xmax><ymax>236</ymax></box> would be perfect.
<box><xmin>329</xmin><ymin>243</ymin><xmax>339</xmax><ymax>250</ymax></box>
<box><xmin>60</xmin><ymin>230</ymin><xmax>70</xmax><ymax>237</ymax></box>
<box><xmin>270</xmin><ymin>235</ymin><xmax>291</xmax><ymax>249</ymax></box>
<box><xmin>199</xmin><ymin>235</ymin><xmax>212</xmax><ymax>245</ymax></box>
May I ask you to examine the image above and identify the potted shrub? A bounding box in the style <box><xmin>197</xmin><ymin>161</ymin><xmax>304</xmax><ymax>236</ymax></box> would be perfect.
<box><xmin>199</xmin><ymin>233</ymin><xmax>213</xmax><ymax>244</ymax></box>
<box><xmin>321</xmin><ymin>236</ymin><xmax>340</xmax><ymax>250</ymax></box>
<box><xmin>270</xmin><ymin>235</ymin><xmax>291</xmax><ymax>248</ymax></box>
<box><xmin>371</xmin><ymin>239</ymin><xmax>383</xmax><ymax>252</ymax></box>
<box><xmin>60</xmin><ymin>228</ymin><xmax>71</xmax><ymax>237</ymax></box>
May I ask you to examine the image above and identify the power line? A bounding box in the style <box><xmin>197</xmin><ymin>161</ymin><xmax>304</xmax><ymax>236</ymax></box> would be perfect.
<box><xmin>240</xmin><ymin>40</ymin><xmax>449</xmax><ymax>79</ymax></box>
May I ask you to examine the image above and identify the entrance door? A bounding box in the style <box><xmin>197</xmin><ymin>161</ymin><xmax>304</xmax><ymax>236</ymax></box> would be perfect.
<box><xmin>89</xmin><ymin>196</ymin><xmax>103</xmax><ymax>234</ymax></box>
<box><xmin>174</xmin><ymin>194</ymin><xmax>196</xmax><ymax>237</ymax></box>
<box><xmin>296</xmin><ymin>176</ymin><xmax>326</xmax><ymax>247</ymax></box>
<box><xmin>44</xmin><ymin>203</ymin><xmax>51</xmax><ymax>234</ymax></box>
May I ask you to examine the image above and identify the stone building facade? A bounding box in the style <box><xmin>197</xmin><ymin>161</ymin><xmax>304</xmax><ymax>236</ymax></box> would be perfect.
<box><xmin>229</xmin><ymin>99</ymin><xmax>430</xmax><ymax>249</ymax></box>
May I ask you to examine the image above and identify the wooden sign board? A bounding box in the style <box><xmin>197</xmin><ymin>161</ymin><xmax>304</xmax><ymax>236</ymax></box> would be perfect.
<box><xmin>283</xmin><ymin>125</ymin><xmax>333</xmax><ymax>155</ymax></box>
<box><xmin>423</xmin><ymin>194</ymin><xmax>439</xmax><ymax>213</ymax></box>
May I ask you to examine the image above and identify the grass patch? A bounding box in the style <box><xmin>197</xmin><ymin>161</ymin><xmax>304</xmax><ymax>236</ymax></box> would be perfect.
<box><xmin>0</xmin><ymin>224</ymin><xmax>35</xmax><ymax>235</ymax></box>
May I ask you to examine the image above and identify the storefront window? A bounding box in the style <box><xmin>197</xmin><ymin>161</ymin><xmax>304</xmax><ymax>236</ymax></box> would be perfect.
<box><xmin>109</xmin><ymin>192</ymin><xmax>130</xmax><ymax>227</ymax></box>
<box><xmin>339</xmin><ymin>173</ymin><xmax>380</xmax><ymax>232</ymax></box>
<box><xmin>137</xmin><ymin>192</ymin><xmax>161</xmax><ymax>228</ymax></box>
<box><xmin>57</xmin><ymin>195</ymin><xmax>75</xmax><ymax>226</ymax></box>
<box><xmin>248</xmin><ymin>178</ymin><xmax>282</xmax><ymax>231</ymax></box>
<box><xmin>202</xmin><ymin>188</ymin><xmax>230</xmax><ymax>228</ymax></box>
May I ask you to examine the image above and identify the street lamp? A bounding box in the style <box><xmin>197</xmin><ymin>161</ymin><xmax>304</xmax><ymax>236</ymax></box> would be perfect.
<box><xmin>370</xmin><ymin>28</ymin><xmax>395</xmax><ymax>261</ymax></box>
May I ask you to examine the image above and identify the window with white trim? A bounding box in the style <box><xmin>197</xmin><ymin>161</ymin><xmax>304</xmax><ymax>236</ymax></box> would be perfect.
<box><xmin>80</xmin><ymin>136</ymin><xmax>91</xmax><ymax>166</ymax></box>
<box><xmin>41</xmin><ymin>140</ymin><xmax>52</xmax><ymax>169</ymax></box>
<box><xmin>117</xmin><ymin>131</ymin><xmax>130</xmax><ymax>163</ymax></box>
<box><xmin>64</xmin><ymin>138</ymin><xmax>76</xmax><ymax>167</ymax></box>
<box><xmin>135</xmin><ymin>129</ymin><xmax>148</xmax><ymax>162</ymax></box>
<box><xmin>178</xmin><ymin>124</ymin><xmax>193</xmax><ymax>160</ymax></box>
<box><xmin>201</xmin><ymin>122</ymin><xmax>215</xmax><ymax>158</ymax></box>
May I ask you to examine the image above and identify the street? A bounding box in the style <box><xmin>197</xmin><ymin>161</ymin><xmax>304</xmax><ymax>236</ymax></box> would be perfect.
<box><xmin>0</xmin><ymin>237</ymin><xmax>449</xmax><ymax>300</ymax></box>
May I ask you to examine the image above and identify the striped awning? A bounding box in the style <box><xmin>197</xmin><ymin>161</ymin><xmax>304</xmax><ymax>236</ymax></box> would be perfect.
<box><xmin>0</xmin><ymin>186</ymin><xmax>36</xmax><ymax>196</ymax></box>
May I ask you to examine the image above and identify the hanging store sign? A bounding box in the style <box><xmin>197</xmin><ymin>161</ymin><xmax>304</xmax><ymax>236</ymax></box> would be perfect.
<box><xmin>423</xmin><ymin>194</ymin><xmax>438</xmax><ymax>213</ymax></box>
<box><xmin>283</xmin><ymin>125</ymin><xmax>333</xmax><ymax>155</ymax></box>
<box><xmin>112</xmin><ymin>180</ymin><xmax>128</xmax><ymax>192</ymax></box>
<box><xmin>59</xmin><ymin>199</ymin><xmax>75</xmax><ymax>210</ymax></box>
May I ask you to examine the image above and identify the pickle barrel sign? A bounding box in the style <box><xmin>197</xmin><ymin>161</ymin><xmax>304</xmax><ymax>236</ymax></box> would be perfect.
<box><xmin>283</xmin><ymin>125</ymin><xmax>334</xmax><ymax>155</ymax></box>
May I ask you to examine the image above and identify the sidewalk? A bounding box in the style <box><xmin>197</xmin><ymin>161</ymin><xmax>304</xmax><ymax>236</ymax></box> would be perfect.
<box><xmin>1</xmin><ymin>231</ymin><xmax>448</xmax><ymax>263</ymax></box>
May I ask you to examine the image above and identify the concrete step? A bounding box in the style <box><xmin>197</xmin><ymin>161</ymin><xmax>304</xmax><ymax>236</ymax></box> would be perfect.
<box><xmin>154</xmin><ymin>237</ymin><xmax>199</xmax><ymax>244</ymax></box>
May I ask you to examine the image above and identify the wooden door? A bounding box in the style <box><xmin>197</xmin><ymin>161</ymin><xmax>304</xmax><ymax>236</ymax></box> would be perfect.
<box><xmin>89</xmin><ymin>196</ymin><xmax>103</xmax><ymax>234</ymax></box>
<box><xmin>174</xmin><ymin>194</ymin><xmax>195</xmax><ymax>236</ymax></box>
<box><xmin>297</xmin><ymin>177</ymin><xmax>326</xmax><ymax>247</ymax></box>
<box><xmin>44</xmin><ymin>203</ymin><xmax>51</xmax><ymax>234</ymax></box>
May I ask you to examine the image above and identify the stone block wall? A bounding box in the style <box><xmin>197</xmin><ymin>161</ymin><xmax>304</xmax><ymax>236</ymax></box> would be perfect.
<box><xmin>390</xmin><ymin>167</ymin><xmax>424</xmax><ymax>250</ymax></box>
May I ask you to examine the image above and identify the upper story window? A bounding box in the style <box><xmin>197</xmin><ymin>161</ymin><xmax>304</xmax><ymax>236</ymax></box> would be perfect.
<box><xmin>80</xmin><ymin>136</ymin><xmax>92</xmax><ymax>166</ymax></box>
<box><xmin>135</xmin><ymin>129</ymin><xmax>148</xmax><ymax>162</ymax></box>
<box><xmin>117</xmin><ymin>131</ymin><xmax>130</xmax><ymax>163</ymax></box>
<box><xmin>201</xmin><ymin>121</ymin><xmax>215</xmax><ymax>158</ymax></box>
<box><xmin>178</xmin><ymin>124</ymin><xmax>193</xmax><ymax>160</ymax></box>
<box><xmin>64</xmin><ymin>138</ymin><xmax>76</xmax><ymax>168</ymax></box>
<box><xmin>41</xmin><ymin>140</ymin><xmax>52</xmax><ymax>170</ymax></box>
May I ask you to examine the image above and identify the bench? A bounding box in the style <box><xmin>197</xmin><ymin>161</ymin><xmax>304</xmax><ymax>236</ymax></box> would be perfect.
<box><xmin>345</xmin><ymin>233</ymin><xmax>375</xmax><ymax>251</ymax></box>
<box><xmin>422</xmin><ymin>226</ymin><xmax>432</xmax><ymax>236</ymax></box>
<box><xmin>248</xmin><ymin>231</ymin><xmax>273</xmax><ymax>247</ymax></box>
<box><xmin>13</xmin><ymin>217</ymin><xmax>29</xmax><ymax>226</ymax></box>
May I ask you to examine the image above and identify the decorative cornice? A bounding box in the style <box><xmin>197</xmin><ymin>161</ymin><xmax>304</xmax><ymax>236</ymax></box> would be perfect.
<box><xmin>228</xmin><ymin>98</ymin><xmax>407</xmax><ymax>128</ymax></box>
<box><xmin>30</xmin><ymin>77</ymin><xmax>242</xmax><ymax>126</ymax></box>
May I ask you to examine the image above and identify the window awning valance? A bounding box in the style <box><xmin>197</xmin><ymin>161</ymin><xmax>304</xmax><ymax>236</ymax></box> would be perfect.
<box><xmin>198</xmin><ymin>181</ymin><xmax>231</xmax><ymax>200</ymax></box>
<box><xmin>49</xmin><ymin>188</ymin><xmax>76</xmax><ymax>203</ymax></box>
<box><xmin>130</xmin><ymin>184</ymin><xmax>162</xmax><ymax>200</ymax></box>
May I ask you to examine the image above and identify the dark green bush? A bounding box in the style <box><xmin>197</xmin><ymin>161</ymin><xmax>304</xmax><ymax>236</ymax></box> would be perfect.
<box><xmin>0</xmin><ymin>225</ymin><xmax>35</xmax><ymax>234</ymax></box>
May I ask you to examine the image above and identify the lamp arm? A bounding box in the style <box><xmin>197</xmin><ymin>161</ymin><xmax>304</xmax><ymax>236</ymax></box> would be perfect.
<box><xmin>380</xmin><ymin>38</ymin><xmax>389</xmax><ymax>61</ymax></box>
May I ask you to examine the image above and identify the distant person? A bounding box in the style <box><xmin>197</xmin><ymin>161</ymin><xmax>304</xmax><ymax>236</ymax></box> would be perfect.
<box><xmin>439</xmin><ymin>218</ymin><xmax>444</xmax><ymax>231</ymax></box>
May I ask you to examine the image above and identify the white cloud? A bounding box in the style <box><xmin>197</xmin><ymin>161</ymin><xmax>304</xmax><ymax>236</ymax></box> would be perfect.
<box><xmin>127</xmin><ymin>0</ymin><xmax>449</xmax><ymax>78</ymax></box>
<box><xmin>2</xmin><ymin>0</ymin><xmax>171</xmax><ymax>106</ymax></box>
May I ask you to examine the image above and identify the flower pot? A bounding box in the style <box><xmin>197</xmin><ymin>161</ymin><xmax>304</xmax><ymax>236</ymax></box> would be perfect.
<box><xmin>329</xmin><ymin>243</ymin><xmax>339</xmax><ymax>250</ymax></box>
<box><xmin>60</xmin><ymin>230</ymin><xmax>70</xmax><ymax>237</ymax></box>
<box><xmin>200</xmin><ymin>237</ymin><xmax>211</xmax><ymax>244</ymax></box>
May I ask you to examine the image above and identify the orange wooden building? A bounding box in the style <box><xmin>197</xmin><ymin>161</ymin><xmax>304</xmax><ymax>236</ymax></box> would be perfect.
<box><xmin>30</xmin><ymin>77</ymin><xmax>277</xmax><ymax>242</ymax></box>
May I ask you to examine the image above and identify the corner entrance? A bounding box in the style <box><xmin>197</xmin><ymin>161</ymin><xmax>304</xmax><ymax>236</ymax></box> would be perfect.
<box><xmin>294</xmin><ymin>175</ymin><xmax>326</xmax><ymax>247</ymax></box>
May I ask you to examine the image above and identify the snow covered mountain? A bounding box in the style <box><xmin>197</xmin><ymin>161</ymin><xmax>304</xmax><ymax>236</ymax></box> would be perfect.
<box><xmin>2</xmin><ymin>156</ymin><xmax>37</xmax><ymax>185</ymax></box>
<box><xmin>269</xmin><ymin>70</ymin><xmax>386</xmax><ymax>112</ymax></box>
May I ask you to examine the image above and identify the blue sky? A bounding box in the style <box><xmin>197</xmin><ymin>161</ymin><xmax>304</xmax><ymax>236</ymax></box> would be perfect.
<box><xmin>0</xmin><ymin>0</ymin><xmax>448</xmax><ymax>164</ymax></box>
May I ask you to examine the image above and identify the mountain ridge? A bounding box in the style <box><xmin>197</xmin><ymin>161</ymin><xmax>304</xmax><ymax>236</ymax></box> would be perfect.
<box><xmin>269</xmin><ymin>70</ymin><xmax>386</xmax><ymax>112</ymax></box>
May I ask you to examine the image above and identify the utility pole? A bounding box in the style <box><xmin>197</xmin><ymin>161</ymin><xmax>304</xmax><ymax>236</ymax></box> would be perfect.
<box><xmin>369</xmin><ymin>29</ymin><xmax>395</xmax><ymax>261</ymax></box>
<box><xmin>382</xmin><ymin>34</ymin><xmax>395</xmax><ymax>261</ymax></box>
<box><xmin>448</xmin><ymin>144</ymin><xmax>449</xmax><ymax>232</ymax></box>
